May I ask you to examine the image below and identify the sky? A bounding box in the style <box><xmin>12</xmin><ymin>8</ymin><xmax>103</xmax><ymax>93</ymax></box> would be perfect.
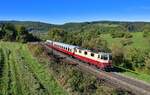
<box><xmin>0</xmin><ymin>0</ymin><xmax>150</xmax><ymax>24</ymax></box>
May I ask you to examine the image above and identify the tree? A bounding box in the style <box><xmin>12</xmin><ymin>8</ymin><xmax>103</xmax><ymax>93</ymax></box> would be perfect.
<box><xmin>0</xmin><ymin>23</ymin><xmax>17</xmax><ymax>41</ymax></box>
<box><xmin>16</xmin><ymin>25</ymin><xmax>39</xmax><ymax>42</ymax></box>
<box><xmin>111</xmin><ymin>31</ymin><xmax>125</xmax><ymax>38</ymax></box>
<box><xmin>124</xmin><ymin>32</ymin><xmax>133</xmax><ymax>38</ymax></box>
<box><xmin>111</xmin><ymin>44</ymin><xmax>124</xmax><ymax>66</ymax></box>
<box><xmin>17</xmin><ymin>26</ymin><xmax>28</xmax><ymax>35</ymax></box>
<box><xmin>120</xmin><ymin>38</ymin><xmax>133</xmax><ymax>46</ymax></box>
<box><xmin>48</xmin><ymin>28</ymin><xmax>66</xmax><ymax>41</ymax></box>
<box><xmin>124</xmin><ymin>48</ymin><xmax>145</xmax><ymax>70</ymax></box>
<box><xmin>144</xmin><ymin>53</ymin><xmax>150</xmax><ymax>74</ymax></box>
<box><xmin>82</xmin><ymin>37</ymin><xmax>109</xmax><ymax>52</ymax></box>
<box><xmin>16</xmin><ymin>26</ymin><xmax>28</xmax><ymax>42</ymax></box>
<box><xmin>68</xmin><ymin>69</ymin><xmax>83</xmax><ymax>92</ymax></box>
<box><xmin>0</xmin><ymin>24</ymin><xmax>6</xmax><ymax>39</ymax></box>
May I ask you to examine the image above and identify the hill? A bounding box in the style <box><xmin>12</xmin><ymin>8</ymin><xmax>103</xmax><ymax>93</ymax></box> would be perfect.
<box><xmin>0</xmin><ymin>20</ymin><xmax>58</xmax><ymax>32</ymax></box>
<box><xmin>1</xmin><ymin>20</ymin><xmax>150</xmax><ymax>33</ymax></box>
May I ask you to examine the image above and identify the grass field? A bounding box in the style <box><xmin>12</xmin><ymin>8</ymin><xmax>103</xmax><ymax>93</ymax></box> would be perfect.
<box><xmin>101</xmin><ymin>32</ymin><xmax>150</xmax><ymax>83</ymax></box>
<box><xmin>101</xmin><ymin>32</ymin><xmax>150</xmax><ymax>49</ymax></box>
<box><xmin>121</xmin><ymin>71</ymin><xmax>150</xmax><ymax>83</ymax></box>
<box><xmin>114</xmin><ymin>66</ymin><xmax>150</xmax><ymax>83</ymax></box>
<box><xmin>0</xmin><ymin>42</ymin><xmax>68</xmax><ymax>95</ymax></box>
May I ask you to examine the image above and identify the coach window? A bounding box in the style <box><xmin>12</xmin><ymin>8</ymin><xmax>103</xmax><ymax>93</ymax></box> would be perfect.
<box><xmin>98</xmin><ymin>55</ymin><xmax>100</xmax><ymax>58</ymax></box>
<box><xmin>84</xmin><ymin>51</ymin><xmax>87</xmax><ymax>55</ymax></box>
<box><xmin>109</xmin><ymin>54</ymin><xmax>112</xmax><ymax>60</ymax></box>
<box><xmin>91</xmin><ymin>53</ymin><xmax>94</xmax><ymax>57</ymax></box>
<box><xmin>74</xmin><ymin>49</ymin><xmax>77</xmax><ymax>52</ymax></box>
<box><xmin>79</xmin><ymin>50</ymin><xmax>81</xmax><ymax>53</ymax></box>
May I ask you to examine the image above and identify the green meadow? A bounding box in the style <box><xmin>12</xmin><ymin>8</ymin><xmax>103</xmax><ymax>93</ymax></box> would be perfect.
<box><xmin>0</xmin><ymin>42</ymin><xmax>68</xmax><ymax>95</ymax></box>
<box><xmin>101</xmin><ymin>32</ymin><xmax>150</xmax><ymax>49</ymax></box>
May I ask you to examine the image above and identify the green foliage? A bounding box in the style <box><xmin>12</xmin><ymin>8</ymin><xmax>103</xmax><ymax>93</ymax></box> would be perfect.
<box><xmin>0</xmin><ymin>23</ymin><xmax>39</xmax><ymax>43</ymax></box>
<box><xmin>1</xmin><ymin>21</ymin><xmax>150</xmax><ymax>34</ymax></box>
<box><xmin>28</xmin><ymin>44</ymin><xmax>44</xmax><ymax>57</ymax></box>
<box><xmin>68</xmin><ymin>69</ymin><xmax>84</xmax><ymax>92</ymax></box>
<box><xmin>143</xmin><ymin>31</ymin><xmax>150</xmax><ymax>37</ymax></box>
<box><xmin>111</xmin><ymin>32</ymin><xmax>125</xmax><ymax>38</ymax></box>
<box><xmin>0</xmin><ymin>23</ymin><xmax>17</xmax><ymax>41</ymax></box>
<box><xmin>123</xmin><ymin>48</ymin><xmax>147</xmax><ymax>71</ymax></box>
<box><xmin>120</xmin><ymin>38</ymin><xmax>133</xmax><ymax>46</ymax></box>
<box><xmin>111</xmin><ymin>32</ymin><xmax>133</xmax><ymax>39</ymax></box>
<box><xmin>124</xmin><ymin>33</ymin><xmax>133</xmax><ymax>38</ymax></box>
<box><xmin>48</xmin><ymin>28</ymin><xmax>67</xmax><ymax>41</ymax></box>
<box><xmin>144</xmin><ymin>53</ymin><xmax>150</xmax><ymax>74</ymax></box>
<box><xmin>101</xmin><ymin>32</ymin><xmax>149</xmax><ymax>49</ymax></box>
<box><xmin>82</xmin><ymin>37</ymin><xmax>109</xmax><ymax>52</ymax></box>
<box><xmin>111</xmin><ymin>44</ymin><xmax>124</xmax><ymax>66</ymax></box>
<box><xmin>0</xmin><ymin>42</ymin><xmax>67</xmax><ymax>95</ymax></box>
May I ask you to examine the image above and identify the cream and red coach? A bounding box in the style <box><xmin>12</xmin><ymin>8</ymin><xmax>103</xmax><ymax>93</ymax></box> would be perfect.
<box><xmin>46</xmin><ymin>40</ymin><xmax>112</xmax><ymax>69</ymax></box>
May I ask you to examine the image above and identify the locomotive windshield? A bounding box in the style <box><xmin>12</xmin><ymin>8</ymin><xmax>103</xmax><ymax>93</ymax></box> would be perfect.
<box><xmin>100</xmin><ymin>53</ymin><xmax>112</xmax><ymax>60</ymax></box>
<box><xmin>101</xmin><ymin>54</ymin><xmax>108</xmax><ymax>60</ymax></box>
<box><xmin>109</xmin><ymin>54</ymin><xmax>112</xmax><ymax>60</ymax></box>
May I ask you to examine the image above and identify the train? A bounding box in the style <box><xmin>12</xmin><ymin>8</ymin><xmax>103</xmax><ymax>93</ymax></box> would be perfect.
<box><xmin>45</xmin><ymin>40</ymin><xmax>112</xmax><ymax>69</ymax></box>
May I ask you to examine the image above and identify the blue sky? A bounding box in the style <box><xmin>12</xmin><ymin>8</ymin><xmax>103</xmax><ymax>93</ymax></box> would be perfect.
<box><xmin>0</xmin><ymin>0</ymin><xmax>150</xmax><ymax>24</ymax></box>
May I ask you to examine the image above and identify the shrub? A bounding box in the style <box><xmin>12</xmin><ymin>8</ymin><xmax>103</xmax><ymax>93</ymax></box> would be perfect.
<box><xmin>143</xmin><ymin>31</ymin><xmax>150</xmax><ymax>37</ymax></box>
<box><xmin>111</xmin><ymin>44</ymin><xmax>124</xmax><ymax>66</ymax></box>
<box><xmin>120</xmin><ymin>38</ymin><xmax>133</xmax><ymax>46</ymax></box>
<box><xmin>28</xmin><ymin>44</ymin><xmax>44</xmax><ymax>57</ymax></box>
<box><xmin>111</xmin><ymin>32</ymin><xmax>133</xmax><ymax>39</ymax></box>
<box><xmin>124</xmin><ymin>48</ymin><xmax>146</xmax><ymax>71</ymax></box>
<box><xmin>111</xmin><ymin>32</ymin><xmax>125</xmax><ymax>38</ymax></box>
<box><xmin>124</xmin><ymin>33</ymin><xmax>133</xmax><ymax>38</ymax></box>
<box><xmin>144</xmin><ymin>53</ymin><xmax>150</xmax><ymax>74</ymax></box>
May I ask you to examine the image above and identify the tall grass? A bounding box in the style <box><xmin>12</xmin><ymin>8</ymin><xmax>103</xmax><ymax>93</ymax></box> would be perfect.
<box><xmin>0</xmin><ymin>47</ymin><xmax>10</xmax><ymax>95</ymax></box>
<box><xmin>0</xmin><ymin>42</ymin><xmax>68</xmax><ymax>95</ymax></box>
<box><xmin>21</xmin><ymin>45</ymin><xmax>68</xmax><ymax>95</ymax></box>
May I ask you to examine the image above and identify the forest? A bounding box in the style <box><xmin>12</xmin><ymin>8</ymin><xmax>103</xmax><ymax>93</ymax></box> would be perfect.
<box><xmin>0</xmin><ymin>23</ymin><xmax>39</xmax><ymax>42</ymax></box>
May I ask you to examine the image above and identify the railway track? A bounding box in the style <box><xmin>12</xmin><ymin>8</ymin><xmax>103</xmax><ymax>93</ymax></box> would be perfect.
<box><xmin>42</xmin><ymin>43</ymin><xmax>150</xmax><ymax>95</ymax></box>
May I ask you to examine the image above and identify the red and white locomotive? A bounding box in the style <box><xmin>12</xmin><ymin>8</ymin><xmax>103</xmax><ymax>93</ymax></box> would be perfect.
<box><xmin>46</xmin><ymin>40</ymin><xmax>112</xmax><ymax>69</ymax></box>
